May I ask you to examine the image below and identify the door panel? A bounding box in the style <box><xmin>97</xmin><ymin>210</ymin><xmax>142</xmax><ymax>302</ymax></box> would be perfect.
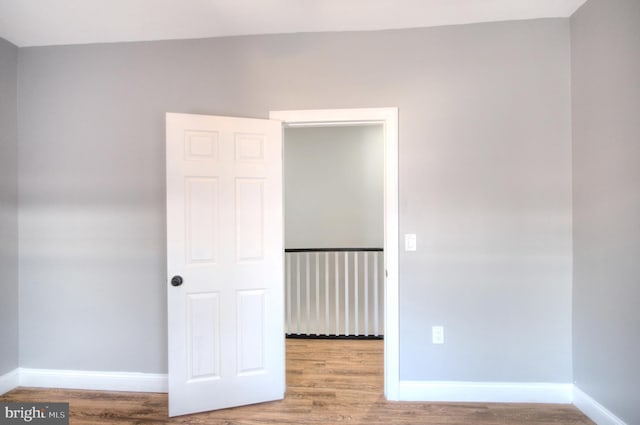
<box><xmin>185</xmin><ymin>177</ymin><xmax>219</xmax><ymax>264</ymax></box>
<box><xmin>166</xmin><ymin>113</ymin><xmax>284</xmax><ymax>417</ymax></box>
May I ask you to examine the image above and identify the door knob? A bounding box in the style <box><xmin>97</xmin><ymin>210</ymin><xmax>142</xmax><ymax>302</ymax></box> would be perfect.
<box><xmin>170</xmin><ymin>275</ymin><xmax>183</xmax><ymax>287</ymax></box>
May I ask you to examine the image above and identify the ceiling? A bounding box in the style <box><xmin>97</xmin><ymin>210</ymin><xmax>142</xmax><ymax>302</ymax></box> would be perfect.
<box><xmin>0</xmin><ymin>0</ymin><xmax>588</xmax><ymax>48</ymax></box>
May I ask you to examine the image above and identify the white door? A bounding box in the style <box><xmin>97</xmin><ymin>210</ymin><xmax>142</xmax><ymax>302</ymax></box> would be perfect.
<box><xmin>166</xmin><ymin>113</ymin><xmax>284</xmax><ymax>417</ymax></box>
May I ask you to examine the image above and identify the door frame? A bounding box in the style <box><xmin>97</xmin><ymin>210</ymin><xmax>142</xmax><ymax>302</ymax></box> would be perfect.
<box><xmin>270</xmin><ymin>108</ymin><xmax>399</xmax><ymax>400</ymax></box>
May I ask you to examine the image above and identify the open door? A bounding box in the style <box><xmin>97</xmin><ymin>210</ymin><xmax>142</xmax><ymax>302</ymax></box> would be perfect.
<box><xmin>166</xmin><ymin>113</ymin><xmax>284</xmax><ymax>417</ymax></box>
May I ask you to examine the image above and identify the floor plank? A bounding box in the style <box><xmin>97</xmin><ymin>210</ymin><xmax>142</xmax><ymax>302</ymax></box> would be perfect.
<box><xmin>1</xmin><ymin>339</ymin><xmax>594</xmax><ymax>424</ymax></box>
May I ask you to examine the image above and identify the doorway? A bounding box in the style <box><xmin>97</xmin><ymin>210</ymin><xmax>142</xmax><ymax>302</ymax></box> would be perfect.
<box><xmin>284</xmin><ymin>123</ymin><xmax>384</xmax><ymax>339</ymax></box>
<box><xmin>270</xmin><ymin>108</ymin><xmax>399</xmax><ymax>400</ymax></box>
<box><xmin>166</xmin><ymin>109</ymin><xmax>399</xmax><ymax>417</ymax></box>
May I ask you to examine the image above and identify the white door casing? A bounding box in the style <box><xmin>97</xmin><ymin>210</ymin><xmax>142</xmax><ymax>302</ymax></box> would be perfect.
<box><xmin>166</xmin><ymin>113</ymin><xmax>284</xmax><ymax>417</ymax></box>
<box><xmin>270</xmin><ymin>108</ymin><xmax>399</xmax><ymax>400</ymax></box>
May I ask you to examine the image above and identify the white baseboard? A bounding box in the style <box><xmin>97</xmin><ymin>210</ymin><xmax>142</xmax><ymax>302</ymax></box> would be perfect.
<box><xmin>573</xmin><ymin>386</ymin><xmax>627</xmax><ymax>425</ymax></box>
<box><xmin>0</xmin><ymin>368</ymin><xmax>20</xmax><ymax>395</ymax></box>
<box><xmin>19</xmin><ymin>368</ymin><xmax>168</xmax><ymax>393</ymax></box>
<box><xmin>398</xmin><ymin>380</ymin><xmax>573</xmax><ymax>404</ymax></box>
<box><xmin>2</xmin><ymin>369</ymin><xmax>631</xmax><ymax>425</ymax></box>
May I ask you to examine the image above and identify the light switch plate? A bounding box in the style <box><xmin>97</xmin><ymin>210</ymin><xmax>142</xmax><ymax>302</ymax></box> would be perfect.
<box><xmin>405</xmin><ymin>234</ymin><xmax>417</xmax><ymax>251</ymax></box>
<box><xmin>432</xmin><ymin>326</ymin><xmax>444</xmax><ymax>344</ymax></box>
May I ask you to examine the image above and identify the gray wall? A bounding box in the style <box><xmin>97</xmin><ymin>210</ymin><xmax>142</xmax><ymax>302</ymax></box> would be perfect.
<box><xmin>0</xmin><ymin>37</ymin><xmax>19</xmax><ymax>376</ymax></box>
<box><xmin>571</xmin><ymin>0</ymin><xmax>640</xmax><ymax>423</ymax></box>
<box><xmin>18</xmin><ymin>19</ymin><xmax>573</xmax><ymax>382</ymax></box>
<box><xmin>284</xmin><ymin>125</ymin><xmax>383</xmax><ymax>249</ymax></box>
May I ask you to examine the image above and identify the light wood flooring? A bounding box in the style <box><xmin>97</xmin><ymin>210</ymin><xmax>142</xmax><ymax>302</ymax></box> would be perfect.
<box><xmin>1</xmin><ymin>339</ymin><xmax>594</xmax><ymax>424</ymax></box>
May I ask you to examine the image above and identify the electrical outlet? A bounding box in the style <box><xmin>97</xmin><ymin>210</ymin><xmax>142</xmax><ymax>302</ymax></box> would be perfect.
<box><xmin>432</xmin><ymin>326</ymin><xmax>444</xmax><ymax>344</ymax></box>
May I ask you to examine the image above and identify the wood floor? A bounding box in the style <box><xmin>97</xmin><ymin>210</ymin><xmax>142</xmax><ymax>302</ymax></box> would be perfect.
<box><xmin>1</xmin><ymin>339</ymin><xmax>594</xmax><ymax>424</ymax></box>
